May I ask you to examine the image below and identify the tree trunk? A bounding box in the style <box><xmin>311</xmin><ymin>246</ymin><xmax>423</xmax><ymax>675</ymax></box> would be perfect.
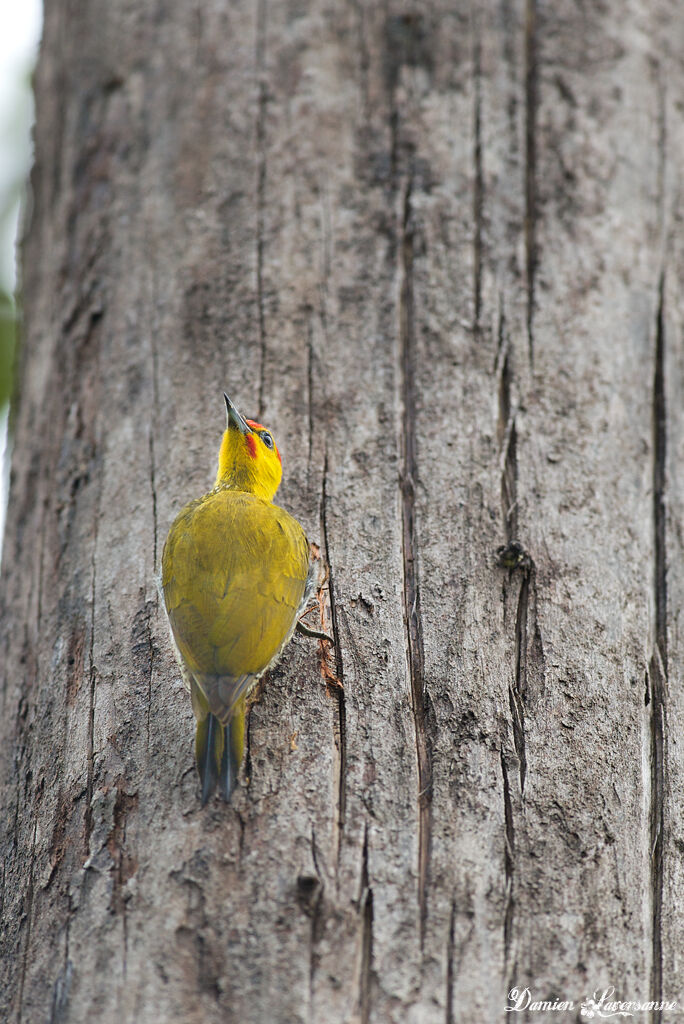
<box><xmin>2</xmin><ymin>1</ymin><xmax>683</xmax><ymax>1021</ymax></box>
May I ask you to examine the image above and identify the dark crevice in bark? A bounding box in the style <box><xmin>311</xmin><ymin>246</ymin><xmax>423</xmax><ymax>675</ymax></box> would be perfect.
<box><xmin>147</xmin><ymin>432</ymin><xmax>158</xmax><ymax>755</ymax></box>
<box><xmin>496</xmin><ymin>321</ymin><xmax>509</xmax><ymax>424</ymax></box>
<box><xmin>320</xmin><ymin>453</ymin><xmax>347</xmax><ymax>868</ymax></box>
<box><xmin>63</xmin><ymin>893</ymin><xmax>73</xmax><ymax>990</ymax></box>
<box><xmin>255</xmin><ymin>0</ymin><xmax>268</xmax><ymax>419</ymax></box>
<box><xmin>351</xmin><ymin>0</ymin><xmax>371</xmax><ymax>129</ymax></box>
<box><xmin>314</xmin><ymin>194</ymin><xmax>331</xmax><ymax>482</ymax></box>
<box><xmin>497</xmin><ymin>306</ymin><xmax>517</xmax><ymax>542</ymax></box>
<box><xmin>84</xmin><ymin>587</ymin><xmax>97</xmax><ymax>853</ymax></box>
<box><xmin>149</xmin><ymin>309</ymin><xmax>160</xmax><ymax>571</ymax></box>
<box><xmin>360</xmin><ymin>823</ymin><xmax>374</xmax><ymax>1024</ymax></box>
<box><xmin>307</xmin><ymin>827</ymin><xmax>324</xmax><ymax>1024</ymax></box>
<box><xmin>389</xmin><ymin>101</ymin><xmax>399</xmax><ymax>187</ymax></box>
<box><xmin>236</xmin><ymin>810</ymin><xmax>246</xmax><ymax>866</ymax></box>
<box><xmin>107</xmin><ymin>784</ymin><xmax>139</xmax><ymax>916</ymax></box>
<box><xmin>132</xmin><ymin>600</ymin><xmax>155</xmax><ymax>757</ymax></box>
<box><xmin>472</xmin><ymin>28</ymin><xmax>483</xmax><ymax>333</ymax></box>
<box><xmin>84</xmin><ymin>480</ymin><xmax>102</xmax><ymax>856</ymax></box>
<box><xmin>502</xmin><ymin>418</ymin><xmax>517</xmax><ymax>543</ymax></box>
<box><xmin>245</xmin><ymin>699</ymin><xmax>254</xmax><ymax>790</ymax></box>
<box><xmin>122</xmin><ymin>902</ymin><xmax>129</xmax><ymax>978</ymax></box>
<box><xmin>306</xmin><ymin>316</ymin><xmax>314</xmax><ymax>470</ymax></box>
<box><xmin>400</xmin><ymin>175</ymin><xmax>432</xmax><ymax>947</ymax></box>
<box><xmin>649</xmin><ymin>270</ymin><xmax>667</xmax><ymax>1020</ymax></box>
<box><xmin>523</xmin><ymin>0</ymin><xmax>538</xmax><ymax>365</ymax></box>
<box><xmin>652</xmin><ymin>276</ymin><xmax>668</xmax><ymax>675</ymax></box>
<box><xmin>148</xmin><ymin>430</ymin><xmax>158</xmax><ymax>572</ymax></box>
<box><xmin>497</xmin><ymin>310</ymin><xmax>528</xmax><ymax>796</ymax></box>
<box><xmin>445</xmin><ymin>899</ymin><xmax>456</xmax><ymax>1024</ymax></box>
<box><xmin>36</xmin><ymin>515</ymin><xmax>46</xmax><ymax>632</ymax></box>
<box><xmin>510</xmin><ymin>570</ymin><xmax>530</xmax><ymax>795</ymax></box>
<box><xmin>17</xmin><ymin>814</ymin><xmax>37</xmax><ymax>1024</ymax></box>
<box><xmin>48</xmin><ymin>959</ymin><xmax>73</xmax><ymax>1024</ymax></box>
<box><xmin>145</xmin><ymin>615</ymin><xmax>154</xmax><ymax>756</ymax></box>
<box><xmin>500</xmin><ymin>750</ymin><xmax>515</xmax><ymax>976</ymax></box>
<box><xmin>648</xmin><ymin>659</ymin><xmax>665</xmax><ymax>1022</ymax></box>
<box><xmin>494</xmin><ymin>295</ymin><xmax>507</xmax><ymax>378</ymax></box>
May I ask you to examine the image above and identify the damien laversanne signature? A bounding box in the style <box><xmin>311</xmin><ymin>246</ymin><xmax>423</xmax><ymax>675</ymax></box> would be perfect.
<box><xmin>505</xmin><ymin>985</ymin><xmax>678</xmax><ymax>1017</ymax></box>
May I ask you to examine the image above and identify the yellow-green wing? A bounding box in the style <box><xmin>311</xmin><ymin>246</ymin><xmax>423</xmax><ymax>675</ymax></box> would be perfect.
<box><xmin>162</xmin><ymin>488</ymin><xmax>309</xmax><ymax>717</ymax></box>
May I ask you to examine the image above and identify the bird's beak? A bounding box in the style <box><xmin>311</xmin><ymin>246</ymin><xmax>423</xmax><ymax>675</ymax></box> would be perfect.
<box><xmin>224</xmin><ymin>393</ymin><xmax>250</xmax><ymax>434</ymax></box>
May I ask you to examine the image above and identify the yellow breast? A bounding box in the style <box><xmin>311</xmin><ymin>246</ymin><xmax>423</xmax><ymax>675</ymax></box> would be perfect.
<box><xmin>161</xmin><ymin>487</ymin><xmax>310</xmax><ymax>679</ymax></box>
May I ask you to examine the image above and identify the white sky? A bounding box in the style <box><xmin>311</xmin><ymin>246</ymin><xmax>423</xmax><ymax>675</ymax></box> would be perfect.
<box><xmin>0</xmin><ymin>0</ymin><xmax>43</xmax><ymax>561</ymax></box>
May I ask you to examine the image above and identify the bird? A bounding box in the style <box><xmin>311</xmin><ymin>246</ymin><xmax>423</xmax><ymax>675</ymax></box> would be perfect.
<box><xmin>161</xmin><ymin>393</ymin><xmax>328</xmax><ymax>804</ymax></box>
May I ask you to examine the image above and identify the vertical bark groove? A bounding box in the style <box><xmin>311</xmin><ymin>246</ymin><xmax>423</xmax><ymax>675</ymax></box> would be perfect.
<box><xmin>148</xmin><ymin>430</ymin><xmax>158</xmax><ymax>571</ymax></box>
<box><xmin>352</xmin><ymin>0</ymin><xmax>370</xmax><ymax>128</ymax></box>
<box><xmin>400</xmin><ymin>176</ymin><xmax>431</xmax><ymax>945</ymax></box>
<box><xmin>649</xmin><ymin>270</ymin><xmax>667</xmax><ymax>1020</ymax></box>
<box><xmin>444</xmin><ymin>899</ymin><xmax>456</xmax><ymax>1024</ymax></box>
<box><xmin>145</xmin><ymin>606</ymin><xmax>155</xmax><ymax>755</ymax></box>
<box><xmin>359</xmin><ymin>824</ymin><xmax>374</xmax><ymax>1024</ymax></box>
<box><xmin>320</xmin><ymin>455</ymin><xmax>347</xmax><ymax>867</ymax></box>
<box><xmin>84</xmin><ymin>518</ymin><xmax>99</xmax><ymax>857</ymax></box>
<box><xmin>47</xmin><ymin>958</ymin><xmax>72</xmax><ymax>1024</ymax></box>
<box><xmin>510</xmin><ymin>570</ymin><xmax>530</xmax><ymax>795</ymax></box>
<box><xmin>497</xmin><ymin>309</ymin><xmax>517</xmax><ymax>544</ymax></box>
<box><xmin>500</xmin><ymin>751</ymin><xmax>515</xmax><ymax>981</ymax></box>
<box><xmin>306</xmin><ymin>829</ymin><xmax>324</xmax><ymax>1024</ymax></box>
<box><xmin>306</xmin><ymin>323</ymin><xmax>314</xmax><ymax>471</ymax></box>
<box><xmin>523</xmin><ymin>0</ymin><xmax>538</xmax><ymax>364</ymax></box>
<box><xmin>255</xmin><ymin>0</ymin><xmax>268</xmax><ymax>419</ymax></box>
<box><xmin>472</xmin><ymin>27</ymin><xmax>483</xmax><ymax>332</ymax></box>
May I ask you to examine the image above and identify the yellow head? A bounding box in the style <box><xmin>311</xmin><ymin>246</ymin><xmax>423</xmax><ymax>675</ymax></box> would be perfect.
<box><xmin>215</xmin><ymin>393</ymin><xmax>283</xmax><ymax>502</ymax></box>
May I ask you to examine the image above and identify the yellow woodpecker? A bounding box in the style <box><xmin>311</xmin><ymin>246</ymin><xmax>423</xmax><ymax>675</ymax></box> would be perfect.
<box><xmin>162</xmin><ymin>394</ymin><xmax>325</xmax><ymax>804</ymax></box>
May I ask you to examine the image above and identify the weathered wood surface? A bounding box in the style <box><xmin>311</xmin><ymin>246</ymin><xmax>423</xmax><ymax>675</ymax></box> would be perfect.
<box><xmin>2</xmin><ymin>1</ymin><xmax>684</xmax><ymax>1021</ymax></box>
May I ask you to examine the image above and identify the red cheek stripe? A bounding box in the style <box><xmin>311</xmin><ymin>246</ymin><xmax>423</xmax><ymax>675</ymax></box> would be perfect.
<box><xmin>276</xmin><ymin>448</ymin><xmax>281</xmax><ymax>464</ymax></box>
<box><xmin>245</xmin><ymin>434</ymin><xmax>257</xmax><ymax>458</ymax></box>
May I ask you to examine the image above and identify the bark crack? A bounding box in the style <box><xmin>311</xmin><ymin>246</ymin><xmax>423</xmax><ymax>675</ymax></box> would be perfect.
<box><xmin>649</xmin><ymin>269</ymin><xmax>667</xmax><ymax>1019</ymax></box>
<box><xmin>306</xmin><ymin>316</ymin><xmax>314</xmax><ymax>470</ymax></box>
<box><xmin>148</xmin><ymin>430</ymin><xmax>158</xmax><ymax>572</ymax></box>
<box><xmin>524</xmin><ymin>0</ymin><xmax>538</xmax><ymax>365</ymax></box>
<box><xmin>472</xmin><ymin>26</ymin><xmax>483</xmax><ymax>333</ymax></box>
<box><xmin>351</xmin><ymin>0</ymin><xmax>371</xmax><ymax>129</ymax></box>
<box><xmin>84</xmin><ymin>475</ymin><xmax>102</xmax><ymax>856</ymax></box>
<box><xmin>36</xmin><ymin>511</ymin><xmax>46</xmax><ymax>632</ymax></box>
<box><xmin>497</xmin><ymin>305</ymin><xmax>528</xmax><ymax>795</ymax></box>
<box><xmin>48</xmin><ymin>959</ymin><xmax>73</xmax><ymax>1024</ymax></box>
<box><xmin>320</xmin><ymin>453</ymin><xmax>347</xmax><ymax>871</ymax></box>
<box><xmin>501</xmin><ymin>408</ymin><xmax>518</xmax><ymax>542</ymax></box>
<box><xmin>510</xmin><ymin>569</ymin><xmax>530</xmax><ymax>795</ymax></box>
<box><xmin>145</xmin><ymin>603</ymin><xmax>155</xmax><ymax>755</ymax></box>
<box><xmin>400</xmin><ymin>176</ymin><xmax>432</xmax><ymax>946</ymax></box>
<box><xmin>149</xmin><ymin>307</ymin><xmax>160</xmax><ymax>570</ymax></box>
<box><xmin>497</xmin><ymin>301</ymin><xmax>517</xmax><ymax>540</ymax></box>
<box><xmin>307</xmin><ymin>827</ymin><xmax>324</xmax><ymax>1024</ymax></box>
<box><xmin>445</xmin><ymin>899</ymin><xmax>456</xmax><ymax>1024</ymax></box>
<box><xmin>500</xmin><ymin>750</ymin><xmax>515</xmax><ymax>979</ymax></box>
<box><xmin>359</xmin><ymin>823</ymin><xmax>374</xmax><ymax>1024</ymax></box>
<box><xmin>255</xmin><ymin>0</ymin><xmax>268</xmax><ymax>419</ymax></box>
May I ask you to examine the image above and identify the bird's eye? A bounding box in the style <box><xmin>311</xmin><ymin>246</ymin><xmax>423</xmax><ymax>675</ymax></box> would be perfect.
<box><xmin>260</xmin><ymin>431</ymin><xmax>274</xmax><ymax>450</ymax></box>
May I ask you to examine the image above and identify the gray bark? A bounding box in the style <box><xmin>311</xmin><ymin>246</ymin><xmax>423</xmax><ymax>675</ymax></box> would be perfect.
<box><xmin>2</xmin><ymin>1</ymin><xmax>683</xmax><ymax>1021</ymax></box>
